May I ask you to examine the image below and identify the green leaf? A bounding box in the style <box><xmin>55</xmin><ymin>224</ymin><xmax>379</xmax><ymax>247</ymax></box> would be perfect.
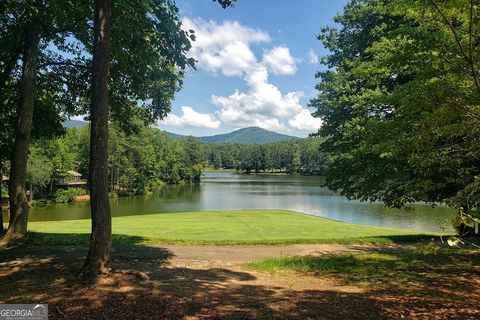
<box><xmin>447</xmin><ymin>237</ymin><xmax>463</xmax><ymax>247</ymax></box>
<box><xmin>452</xmin><ymin>216</ymin><xmax>462</xmax><ymax>227</ymax></box>
<box><xmin>463</xmin><ymin>216</ymin><xmax>475</xmax><ymax>228</ymax></box>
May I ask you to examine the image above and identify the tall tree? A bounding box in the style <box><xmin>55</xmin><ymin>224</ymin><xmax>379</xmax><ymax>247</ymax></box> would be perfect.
<box><xmin>310</xmin><ymin>0</ymin><xmax>480</xmax><ymax>220</ymax></box>
<box><xmin>79</xmin><ymin>0</ymin><xmax>235</xmax><ymax>277</ymax></box>
<box><xmin>1</xmin><ymin>0</ymin><xmax>91</xmax><ymax>239</ymax></box>
<box><xmin>0</xmin><ymin>106</ymin><xmax>15</xmax><ymax>236</ymax></box>
<box><xmin>5</xmin><ymin>22</ymin><xmax>40</xmax><ymax>238</ymax></box>
<box><xmin>80</xmin><ymin>0</ymin><xmax>112</xmax><ymax>277</ymax></box>
<box><xmin>0</xmin><ymin>162</ymin><xmax>4</xmax><ymax>235</ymax></box>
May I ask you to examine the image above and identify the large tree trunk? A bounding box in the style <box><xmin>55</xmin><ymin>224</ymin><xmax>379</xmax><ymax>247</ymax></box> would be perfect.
<box><xmin>0</xmin><ymin>160</ymin><xmax>4</xmax><ymax>235</ymax></box>
<box><xmin>80</xmin><ymin>0</ymin><xmax>112</xmax><ymax>279</ymax></box>
<box><xmin>5</xmin><ymin>25</ymin><xmax>39</xmax><ymax>240</ymax></box>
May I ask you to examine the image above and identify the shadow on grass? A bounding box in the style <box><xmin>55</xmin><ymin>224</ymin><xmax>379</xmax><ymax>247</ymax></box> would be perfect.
<box><xmin>370</xmin><ymin>234</ymin><xmax>439</xmax><ymax>244</ymax></box>
<box><xmin>0</xmin><ymin>242</ymin><xmax>479</xmax><ymax>319</ymax></box>
<box><xmin>25</xmin><ymin>232</ymin><xmax>151</xmax><ymax>246</ymax></box>
<box><xmin>247</xmin><ymin>247</ymin><xmax>480</xmax><ymax>291</ymax></box>
<box><xmin>22</xmin><ymin>232</ymin><xmax>438</xmax><ymax>246</ymax></box>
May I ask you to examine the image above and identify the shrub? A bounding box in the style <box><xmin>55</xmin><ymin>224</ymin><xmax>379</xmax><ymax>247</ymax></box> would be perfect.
<box><xmin>144</xmin><ymin>179</ymin><xmax>166</xmax><ymax>194</ymax></box>
<box><xmin>54</xmin><ymin>188</ymin><xmax>80</xmax><ymax>203</ymax></box>
<box><xmin>30</xmin><ymin>199</ymin><xmax>51</xmax><ymax>207</ymax></box>
<box><xmin>76</xmin><ymin>188</ymin><xmax>87</xmax><ymax>196</ymax></box>
<box><xmin>108</xmin><ymin>191</ymin><xmax>119</xmax><ymax>198</ymax></box>
<box><xmin>413</xmin><ymin>240</ymin><xmax>440</xmax><ymax>255</ymax></box>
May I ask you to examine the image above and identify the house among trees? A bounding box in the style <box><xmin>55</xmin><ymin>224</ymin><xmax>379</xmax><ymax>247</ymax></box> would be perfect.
<box><xmin>55</xmin><ymin>171</ymin><xmax>87</xmax><ymax>189</ymax></box>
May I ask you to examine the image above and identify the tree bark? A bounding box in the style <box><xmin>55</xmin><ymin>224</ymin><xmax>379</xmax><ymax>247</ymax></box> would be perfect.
<box><xmin>5</xmin><ymin>24</ymin><xmax>40</xmax><ymax>239</ymax></box>
<box><xmin>0</xmin><ymin>160</ymin><xmax>4</xmax><ymax>235</ymax></box>
<box><xmin>80</xmin><ymin>0</ymin><xmax>112</xmax><ymax>279</ymax></box>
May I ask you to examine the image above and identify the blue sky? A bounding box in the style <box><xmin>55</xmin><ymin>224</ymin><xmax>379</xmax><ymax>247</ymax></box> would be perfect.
<box><xmin>156</xmin><ymin>0</ymin><xmax>348</xmax><ymax>137</ymax></box>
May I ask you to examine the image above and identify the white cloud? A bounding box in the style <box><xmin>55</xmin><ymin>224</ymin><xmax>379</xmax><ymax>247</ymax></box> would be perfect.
<box><xmin>182</xmin><ymin>17</ymin><xmax>322</xmax><ymax>133</ymax></box>
<box><xmin>182</xmin><ymin>17</ymin><xmax>270</xmax><ymax>76</ymax></box>
<box><xmin>70</xmin><ymin>115</ymin><xmax>86</xmax><ymax>121</ymax></box>
<box><xmin>308</xmin><ymin>49</ymin><xmax>319</xmax><ymax>65</ymax></box>
<box><xmin>211</xmin><ymin>65</ymin><xmax>320</xmax><ymax>132</ymax></box>
<box><xmin>160</xmin><ymin>106</ymin><xmax>220</xmax><ymax>129</ymax></box>
<box><xmin>288</xmin><ymin>109</ymin><xmax>323</xmax><ymax>131</ymax></box>
<box><xmin>262</xmin><ymin>46</ymin><xmax>297</xmax><ymax>75</ymax></box>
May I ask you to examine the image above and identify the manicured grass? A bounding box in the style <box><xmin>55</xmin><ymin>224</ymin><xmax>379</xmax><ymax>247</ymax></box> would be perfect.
<box><xmin>246</xmin><ymin>247</ymin><xmax>480</xmax><ymax>287</ymax></box>
<box><xmin>27</xmin><ymin>210</ymin><xmax>432</xmax><ymax>246</ymax></box>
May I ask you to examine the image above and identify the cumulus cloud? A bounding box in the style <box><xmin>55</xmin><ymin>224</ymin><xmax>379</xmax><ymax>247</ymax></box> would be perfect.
<box><xmin>308</xmin><ymin>49</ymin><xmax>319</xmax><ymax>65</ymax></box>
<box><xmin>211</xmin><ymin>65</ymin><xmax>320</xmax><ymax>132</ymax></box>
<box><xmin>160</xmin><ymin>106</ymin><xmax>220</xmax><ymax>129</ymax></box>
<box><xmin>288</xmin><ymin>109</ymin><xmax>322</xmax><ymax>131</ymax></box>
<box><xmin>70</xmin><ymin>115</ymin><xmax>86</xmax><ymax>121</ymax></box>
<box><xmin>182</xmin><ymin>17</ymin><xmax>270</xmax><ymax>76</ymax></box>
<box><xmin>183</xmin><ymin>17</ymin><xmax>322</xmax><ymax>133</ymax></box>
<box><xmin>263</xmin><ymin>46</ymin><xmax>297</xmax><ymax>75</ymax></box>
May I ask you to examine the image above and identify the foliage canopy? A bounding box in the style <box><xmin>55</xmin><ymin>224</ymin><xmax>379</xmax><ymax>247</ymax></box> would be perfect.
<box><xmin>311</xmin><ymin>0</ymin><xmax>480</xmax><ymax>214</ymax></box>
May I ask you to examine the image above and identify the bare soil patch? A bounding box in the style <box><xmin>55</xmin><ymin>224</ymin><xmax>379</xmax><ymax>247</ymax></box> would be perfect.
<box><xmin>74</xmin><ymin>195</ymin><xmax>90</xmax><ymax>202</ymax></box>
<box><xmin>0</xmin><ymin>244</ymin><xmax>478</xmax><ymax>319</ymax></box>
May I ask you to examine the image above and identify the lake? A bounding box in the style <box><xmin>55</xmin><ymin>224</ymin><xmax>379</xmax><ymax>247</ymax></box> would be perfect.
<box><xmin>17</xmin><ymin>171</ymin><xmax>455</xmax><ymax>232</ymax></box>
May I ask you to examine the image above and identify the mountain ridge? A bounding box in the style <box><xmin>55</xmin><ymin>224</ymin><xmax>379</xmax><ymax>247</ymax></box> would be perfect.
<box><xmin>168</xmin><ymin>127</ymin><xmax>298</xmax><ymax>144</ymax></box>
<box><xmin>63</xmin><ymin>121</ymin><xmax>297</xmax><ymax>145</ymax></box>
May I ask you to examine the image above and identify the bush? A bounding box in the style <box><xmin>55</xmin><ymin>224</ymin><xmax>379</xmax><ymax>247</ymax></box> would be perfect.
<box><xmin>413</xmin><ymin>240</ymin><xmax>440</xmax><ymax>255</ymax></box>
<box><xmin>144</xmin><ymin>179</ymin><xmax>166</xmax><ymax>194</ymax></box>
<box><xmin>54</xmin><ymin>188</ymin><xmax>80</xmax><ymax>203</ymax></box>
<box><xmin>30</xmin><ymin>199</ymin><xmax>51</xmax><ymax>207</ymax></box>
<box><xmin>108</xmin><ymin>191</ymin><xmax>119</xmax><ymax>198</ymax></box>
<box><xmin>76</xmin><ymin>188</ymin><xmax>87</xmax><ymax>196</ymax></box>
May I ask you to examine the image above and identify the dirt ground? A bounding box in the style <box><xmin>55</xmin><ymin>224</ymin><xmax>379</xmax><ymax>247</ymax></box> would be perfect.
<box><xmin>0</xmin><ymin>244</ymin><xmax>479</xmax><ymax>319</ymax></box>
<box><xmin>74</xmin><ymin>195</ymin><xmax>90</xmax><ymax>202</ymax></box>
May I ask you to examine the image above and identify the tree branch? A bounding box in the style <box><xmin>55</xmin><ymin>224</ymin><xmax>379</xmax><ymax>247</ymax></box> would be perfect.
<box><xmin>39</xmin><ymin>61</ymin><xmax>87</xmax><ymax>70</ymax></box>
<box><xmin>430</xmin><ymin>0</ymin><xmax>480</xmax><ymax>97</ymax></box>
<box><xmin>0</xmin><ymin>41</ymin><xmax>22</xmax><ymax>91</ymax></box>
<box><xmin>468</xmin><ymin>0</ymin><xmax>480</xmax><ymax>97</ymax></box>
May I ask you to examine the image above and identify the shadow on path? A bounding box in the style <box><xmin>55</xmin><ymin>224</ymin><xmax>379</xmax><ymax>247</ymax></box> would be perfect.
<box><xmin>0</xmin><ymin>240</ymin><xmax>479</xmax><ymax>319</ymax></box>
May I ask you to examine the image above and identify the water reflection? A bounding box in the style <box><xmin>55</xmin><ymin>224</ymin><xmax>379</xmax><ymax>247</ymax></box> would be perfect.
<box><xmin>21</xmin><ymin>171</ymin><xmax>455</xmax><ymax>232</ymax></box>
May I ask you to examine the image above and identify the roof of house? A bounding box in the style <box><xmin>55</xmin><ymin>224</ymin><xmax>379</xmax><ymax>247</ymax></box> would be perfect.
<box><xmin>67</xmin><ymin>170</ymin><xmax>82</xmax><ymax>177</ymax></box>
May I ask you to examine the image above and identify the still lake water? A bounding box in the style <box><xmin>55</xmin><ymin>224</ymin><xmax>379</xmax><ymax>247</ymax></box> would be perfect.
<box><xmin>20</xmin><ymin>172</ymin><xmax>456</xmax><ymax>232</ymax></box>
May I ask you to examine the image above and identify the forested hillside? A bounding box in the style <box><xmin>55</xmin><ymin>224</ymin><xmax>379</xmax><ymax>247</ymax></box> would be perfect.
<box><xmin>197</xmin><ymin>127</ymin><xmax>297</xmax><ymax>144</ymax></box>
<box><xmin>65</xmin><ymin>122</ymin><xmax>299</xmax><ymax>145</ymax></box>
<box><xmin>203</xmin><ymin>138</ymin><xmax>329</xmax><ymax>175</ymax></box>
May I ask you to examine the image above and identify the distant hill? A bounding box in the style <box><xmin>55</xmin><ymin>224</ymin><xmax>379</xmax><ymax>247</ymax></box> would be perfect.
<box><xmin>63</xmin><ymin>120</ymin><xmax>87</xmax><ymax>128</ymax></box>
<box><xmin>165</xmin><ymin>127</ymin><xmax>297</xmax><ymax>144</ymax></box>
<box><xmin>64</xmin><ymin>121</ymin><xmax>297</xmax><ymax>145</ymax></box>
<box><xmin>198</xmin><ymin>127</ymin><xmax>297</xmax><ymax>144</ymax></box>
<box><xmin>165</xmin><ymin>131</ymin><xmax>185</xmax><ymax>139</ymax></box>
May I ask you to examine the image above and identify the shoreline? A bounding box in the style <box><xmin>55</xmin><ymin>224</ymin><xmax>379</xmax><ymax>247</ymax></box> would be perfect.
<box><xmin>25</xmin><ymin>210</ymin><xmax>432</xmax><ymax>247</ymax></box>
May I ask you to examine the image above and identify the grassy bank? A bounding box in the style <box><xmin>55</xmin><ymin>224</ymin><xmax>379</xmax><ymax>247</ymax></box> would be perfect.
<box><xmin>246</xmin><ymin>247</ymin><xmax>479</xmax><ymax>288</ymax></box>
<box><xmin>27</xmin><ymin>210</ymin><xmax>433</xmax><ymax>246</ymax></box>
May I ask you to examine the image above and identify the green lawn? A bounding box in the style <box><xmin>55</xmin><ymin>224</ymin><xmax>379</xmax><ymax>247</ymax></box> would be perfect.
<box><xmin>246</xmin><ymin>247</ymin><xmax>480</xmax><ymax>288</ymax></box>
<box><xmin>27</xmin><ymin>210</ymin><xmax>432</xmax><ymax>246</ymax></box>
